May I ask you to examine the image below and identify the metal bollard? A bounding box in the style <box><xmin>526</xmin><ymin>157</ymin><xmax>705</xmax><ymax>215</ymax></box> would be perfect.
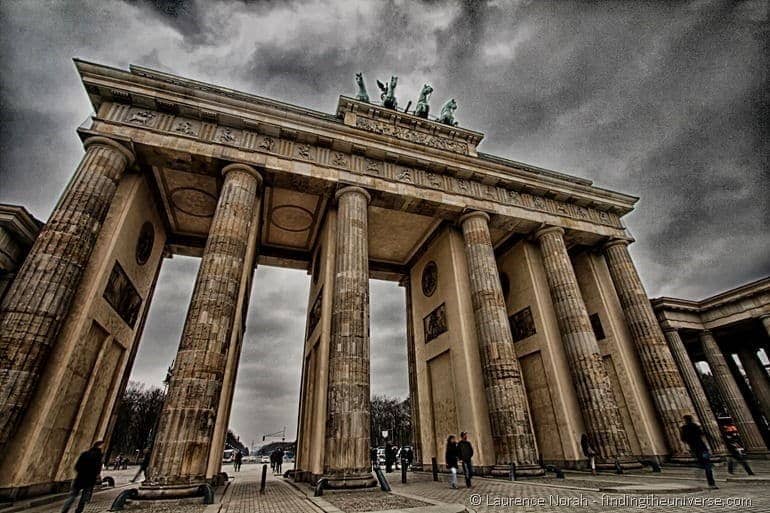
<box><xmin>401</xmin><ymin>458</ymin><xmax>407</xmax><ymax>484</ymax></box>
<box><xmin>510</xmin><ymin>462</ymin><xmax>516</xmax><ymax>481</ymax></box>
<box><xmin>431</xmin><ymin>457</ymin><xmax>439</xmax><ymax>481</ymax></box>
<box><xmin>260</xmin><ymin>464</ymin><xmax>268</xmax><ymax>494</ymax></box>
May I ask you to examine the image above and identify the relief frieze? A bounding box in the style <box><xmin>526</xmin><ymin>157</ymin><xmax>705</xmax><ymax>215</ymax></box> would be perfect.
<box><xmin>104</xmin><ymin>104</ymin><xmax>622</xmax><ymax>229</ymax></box>
<box><xmin>355</xmin><ymin>116</ymin><xmax>469</xmax><ymax>156</ymax></box>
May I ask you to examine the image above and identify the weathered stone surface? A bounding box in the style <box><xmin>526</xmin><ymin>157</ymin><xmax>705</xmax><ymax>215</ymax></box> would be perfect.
<box><xmin>603</xmin><ymin>239</ymin><xmax>696</xmax><ymax>461</ymax></box>
<box><xmin>144</xmin><ymin>163</ymin><xmax>262</xmax><ymax>488</ymax></box>
<box><xmin>459</xmin><ymin>211</ymin><xmax>542</xmax><ymax>473</ymax></box>
<box><xmin>0</xmin><ymin>137</ymin><xmax>134</xmax><ymax>450</ymax></box>
<box><xmin>323</xmin><ymin>186</ymin><xmax>376</xmax><ymax>488</ymax></box>
<box><xmin>736</xmin><ymin>346</ymin><xmax>770</xmax><ymax>425</ymax></box>
<box><xmin>663</xmin><ymin>328</ymin><xmax>727</xmax><ymax>455</ymax></box>
<box><xmin>699</xmin><ymin>330</ymin><xmax>767</xmax><ymax>454</ymax></box>
<box><xmin>534</xmin><ymin>226</ymin><xmax>633</xmax><ymax>463</ymax></box>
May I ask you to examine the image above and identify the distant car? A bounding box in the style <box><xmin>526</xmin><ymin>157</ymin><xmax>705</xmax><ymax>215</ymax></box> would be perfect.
<box><xmin>243</xmin><ymin>455</ymin><xmax>257</xmax><ymax>463</ymax></box>
<box><xmin>260</xmin><ymin>454</ymin><xmax>271</xmax><ymax>464</ymax></box>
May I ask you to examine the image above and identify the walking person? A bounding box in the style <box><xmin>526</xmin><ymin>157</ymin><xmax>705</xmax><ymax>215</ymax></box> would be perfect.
<box><xmin>276</xmin><ymin>447</ymin><xmax>284</xmax><ymax>474</ymax></box>
<box><xmin>725</xmin><ymin>432</ymin><xmax>754</xmax><ymax>476</ymax></box>
<box><xmin>458</xmin><ymin>432</ymin><xmax>474</xmax><ymax>488</ymax></box>
<box><xmin>680</xmin><ymin>415</ymin><xmax>718</xmax><ymax>488</ymax></box>
<box><xmin>233</xmin><ymin>450</ymin><xmax>243</xmax><ymax>472</ymax></box>
<box><xmin>370</xmin><ymin>447</ymin><xmax>379</xmax><ymax>470</ymax></box>
<box><xmin>130</xmin><ymin>448</ymin><xmax>151</xmax><ymax>483</ymax></box>
<box><xmin>580</xmin><ymin>434</ymin><xmax>597</xmax><ymax>476</ymax></box>
<box><xmin>61</xmin><ymin>441</ymin><xmax>103</xmax><ymax>513</ymax></box>
<box><xmin>445</xmin><ymin>435</ymin><xmax>460</xmax><ymax>489</ymax></box>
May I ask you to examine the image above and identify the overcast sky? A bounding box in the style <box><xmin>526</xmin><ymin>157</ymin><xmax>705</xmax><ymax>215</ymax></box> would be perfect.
<box><xmin>0</xmin><ymin>0</ymin><xmax>767</xmax><ymax>445</ymax></box>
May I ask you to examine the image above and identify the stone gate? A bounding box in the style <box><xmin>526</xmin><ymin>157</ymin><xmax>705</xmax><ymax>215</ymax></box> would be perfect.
<box><xmin>2</xmin><ymin>60</ymin><xmax>765</xmax><ymax>499</ymax></box>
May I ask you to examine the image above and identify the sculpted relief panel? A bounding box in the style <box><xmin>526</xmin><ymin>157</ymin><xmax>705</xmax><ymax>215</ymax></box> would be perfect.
<box><xmin>113</xmin><ymin>105</ymin><xmax>621</xmax><ymax>229</ymax></box>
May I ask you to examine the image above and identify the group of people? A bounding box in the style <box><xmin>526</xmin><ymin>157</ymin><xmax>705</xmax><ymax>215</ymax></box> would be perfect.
<box><xmin>270</xmin><ymin>447</ymin><xmax>285</xmax><ymax>474</ymax></box>
<box><xmin>444</xmin><ymin>432</ymin><xmax>474</xmax><ymax>489</ymax></box>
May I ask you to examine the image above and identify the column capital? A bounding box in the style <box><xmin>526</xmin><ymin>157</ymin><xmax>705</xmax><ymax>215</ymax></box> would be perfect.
<box><xmin>334</xmin><ymin>185</ymin><xmax>371</xmax><ymax>204</ymax></box>
<box><xmin>662</xmin><ymin>326</ymin><xmax>679</xmax><ymax>334</ymax></box>
<box><xmin>83</xmin><ymin>136</ymin><xmax>135</xmax><ymax>167</ymax></box>
<box><xmin>222</xmin><ymin>162</ymin><xmax>263</xmax><ymax>185</ymax></box>
<box><xmin>602</xmin><ymin>237</ymin><xmax>632</xmax><ymax>251</ymax></box>
<box><xmin>458</xmin><ymin>210</ymin><xmax>490</xmax><ymax>226</ymax></box>
<box><xmin>533</xmin><ymin>225</ymin><xmax>564</xmax><ymax>240</ymax></box>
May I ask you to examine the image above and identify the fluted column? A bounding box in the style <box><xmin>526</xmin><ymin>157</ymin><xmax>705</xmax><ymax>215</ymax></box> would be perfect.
<box><xmin>144</xmin><ymin>163</ymin><xmax>262</xmax><ymax>492</ymax></box>
<box><xmin>603</xmin><ymin>239</ymin><xmax>697</xmax><ymax>461</ymax></box>
<box><xmin>736</xmin><ymin>346</ymin><xmax>770</xmax><ymax>422</ymax></box>
<box><xmin>534</xmin><ymin>226</ymin><xmax>634</xmax><ymax>464</ymax></box>
<box><xmin>700</xmin><ymin>330</ymin><xmax>767</xmax><ymax>454</ymax></box>
<box><xmin>323</xmin><ymin>186</ymin><xmax>376</xmax><ymax>488</ymax></box>
<box><xmin>0</xmin><ymin>137</ymin><xmax>134</xmax><ymax>450</ymax></box>
<box><xmin>663</xmin><ymin>329</ymin><xmax>726</xmax><ymax>455</ymax></box>
<box><xmin>460</xmin><ymin>212</ymin><xmax>542</xmax><ymax>476</ymax></box>
<box><xmin>761</xmin><ymin>315</ymin><xmax>770</xmax><ymax>338</ymax></box>
<box><xmin>402</xmin><ymin>277</ymin><xmax>423</xmax><ymax>466</ymax></box>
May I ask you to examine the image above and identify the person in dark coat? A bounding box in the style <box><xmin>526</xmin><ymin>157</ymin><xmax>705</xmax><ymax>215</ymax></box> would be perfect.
<box><xmin>131</xmin><ymin>448</ymin><xmax>151</xmax><ymax>483</ymax></box>
<box><xmin>385</xmin><ymin>441</ymin><xmax>395</xmax><ymax>473</ymax></box>
<box><xmin>276</xmin><ymin>447</ymin><xmax>284</xmax><ymax>474</ymax></box>
<box><xmin>445</xmin><ymin>435</ymin><xmax>460</xmax><ymax>489</ymax></box>
<box><xmin>61</xmin><ymin>441</ymin><xmax>103</xmax><ymax>513</ymax></box>
<box><xmin>234</xmin><ymin>450</ymin><xmax>243</xmax><ymax>472</ymax></box>
<box><xmin>458</xmin><ymin>432</ymin><xmax>474</xmax><ymax>488</ymax></box>
<box><xmin>580</xmin><ymin>433</ymin><xmax>597</xmax><ymax>476</ymax></box>
<box><xmin>400</xmin><ymin>446</ymin><xmax>413</xmax><ymax>470</ymax></box>
<box><xmin>370</xmin><ymin>447</ymin><xmax>379</xmax><ymax>469</ymax></box>
<box><xmin>680</xmin><ymin>415</ymin><xmax>717</xmax><ymax>488</ymax></box>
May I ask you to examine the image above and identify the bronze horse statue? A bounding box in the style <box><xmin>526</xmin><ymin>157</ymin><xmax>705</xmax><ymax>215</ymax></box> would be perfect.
<box><xmin>354</xmin><ymin>72</ymin><xmax>369</xmax><ymax>103</ymax></box>
<box><xmin>376</xmin><ymin>76</ymin><xmax>398</xmax><ymax>110</ymax></box>
<box><xmin>414</xmin><ymin>83</ymin><xmax>433</xmax><ymax>118</ymax></box>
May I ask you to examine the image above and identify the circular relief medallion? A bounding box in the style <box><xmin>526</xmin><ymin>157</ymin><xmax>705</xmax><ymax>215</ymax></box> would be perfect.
<box><xmin>136</xmin><ymin>222</ymin><xmax>155</xmax><ymax>265</ymax></box>
<box><xmin>170</xmin><ymin>187</ymin><xmax>217</xmax><ymax>218</ymax></box>
<box><xmin>271</xmin><ymin>205</ymin><xmax>314</xmax><ymax>232</ymax></box>
<box><xmin>422</xmin><ymin>261</ymin><xmax>438</xmax><ymax>297</ymax></box>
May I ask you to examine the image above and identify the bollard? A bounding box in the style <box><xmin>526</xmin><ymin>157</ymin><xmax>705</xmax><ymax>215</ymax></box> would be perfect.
<box><xmin>401</xmin><ymin>458</ymin><xmax>407</xmax><ymax>484</ymax></box>
<box><xmin>510</xmin><ymin>462</ymin><xmax>516</xmax><ymax>481</ymax></box>
<box><xmin>260</xmin><ymin>464</ymin><xmax>268</xmax><ymax>494</ymax></box>
<box><xmin>431</xmin><ymin>457</ymin><xmax>439</xmax><ymax>481</ymax></box>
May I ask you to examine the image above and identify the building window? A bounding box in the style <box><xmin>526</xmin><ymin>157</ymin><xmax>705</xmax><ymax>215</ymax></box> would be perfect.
<box><xmin>590</xmin><ymin>313</ymin><xmax>606</xmax><ymax>340</ymax></box>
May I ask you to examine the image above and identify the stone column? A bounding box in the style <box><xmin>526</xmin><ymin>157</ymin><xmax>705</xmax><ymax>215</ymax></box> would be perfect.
<box><xmin>663</xmin><ymin>329</ymin><xmax>727</xmax><ymax>456</ymax></box>
<box><xmin>144</xmin><ymin>163</ymin><xmax>262</xmax><ymax>493</ymax></box>
<box><xmin>603</xmin><ymin>239</ymin><xmax>697</xmax><ymax>461</ymax></box>
<box><xmin>760</xmin><ymin>315</ymin><xmax>770</xmax><ymax>338</ymax></box>
<box><xmin>0</xmin><ymin>137</ymin><xmax>134</xmax><ymax>450</ymax></box>
<box><xmin>460</xmin><ymin>212</ymin><xmax>542</xmax><ymax>476</ymax></box>
<box><xmin>736</xmin><ymin>346</ymin><xmax>770</xmax><ymax>422</ymax></box>
<box><xmin>402</xmin><ymin>277</ymin><xmax>423</xmax><ymax>466</ymax></box>
<box><xmin>534</xmin><ymin>226</ymin><xmax>634</xmax><ymax>465</ymax></box>
<box><xmin>323</xmin><ymin>186</ymin><xmax>376</xmax><ymax>489</ymax></box>
<box><xmin>700</xmin><ymin>330</ymin><xmax>767</xmax><ymax>454</ymax></box>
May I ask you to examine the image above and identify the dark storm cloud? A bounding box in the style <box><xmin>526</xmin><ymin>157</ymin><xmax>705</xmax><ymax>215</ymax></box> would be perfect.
<box><xmin>0</xmin><ymin>0</ymin><xmax>766</xmax><ymax>443</ymax></box>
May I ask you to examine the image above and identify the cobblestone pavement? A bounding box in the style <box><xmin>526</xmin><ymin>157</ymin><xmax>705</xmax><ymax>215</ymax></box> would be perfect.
<box><xmin>389</xmin><ymin>467</ymin><xmax>770</xmax><ymax>512</ymax></box>
<box><xmin>319</xmin><ymin>489</ymin><xmax>429</xmax><ymax>512</ymax></box>
<box><xmin>14</xmin><ymin>461</ymin><xmax>770</xmax><ymax>513</ymax></box>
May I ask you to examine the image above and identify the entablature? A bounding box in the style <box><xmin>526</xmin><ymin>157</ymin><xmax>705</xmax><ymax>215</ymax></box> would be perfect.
<box><xmin>75</xmin><ymin>59</ymin><xmax>638</xmax><ymax>219</ymax></box>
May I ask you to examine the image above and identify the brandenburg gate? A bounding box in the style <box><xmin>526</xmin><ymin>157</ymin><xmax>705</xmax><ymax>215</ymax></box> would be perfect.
<box><xmin>1</xmin><ymin>60</ymin><xmax>767</xmax><ymax>499</ymax></box>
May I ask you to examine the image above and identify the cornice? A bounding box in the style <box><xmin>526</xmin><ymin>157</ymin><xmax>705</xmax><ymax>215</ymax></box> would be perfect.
<box><xmin>0</xmin><ymin>204</ymin><xmax>43</xmax><ymax>247</ymax></box>
<box><xmin>74</xmin><ymin>59</ymin><xmax>639</xmax><ymax>216</ymax></box>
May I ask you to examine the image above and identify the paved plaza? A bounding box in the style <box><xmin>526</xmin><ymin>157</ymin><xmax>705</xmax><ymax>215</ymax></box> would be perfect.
<box><xmin>7</xmin><ymin>460</ymin><xmax>770</xmax><ymax>513</ymax></box>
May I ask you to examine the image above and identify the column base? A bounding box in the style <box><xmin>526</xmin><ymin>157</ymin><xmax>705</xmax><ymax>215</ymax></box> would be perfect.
<box><xmin>595</xmin><ymin>457</ymin><xmax>643</xmax><ymax>471</ymax></box>
<box><xmin>489</xmin><ymin>463</ymin><xmax>545</xmax><ymax>478</ymax></box>
<box><xmin>138</xmin><ymin>482</ymin><xmax>211</xmax><ymax>500</ymax></box>
<box><xmin>321</xmin><ymin>472</ymin><xmax>377</xmax><ymax>489</ymax></box>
